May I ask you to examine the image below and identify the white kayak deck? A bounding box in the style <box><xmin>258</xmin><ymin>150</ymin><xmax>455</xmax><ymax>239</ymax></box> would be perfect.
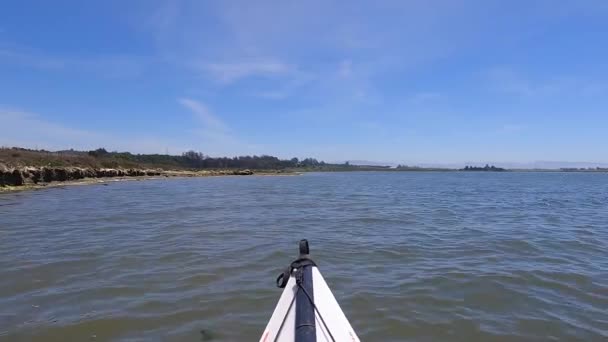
<box><xmin>260</xmin><ymin>266</ymin><xmax>360</xmax><ymax>342</ymax></box>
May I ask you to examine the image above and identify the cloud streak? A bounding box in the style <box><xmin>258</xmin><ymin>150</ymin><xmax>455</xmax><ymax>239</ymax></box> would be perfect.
<box><xmin>0</xmin><ymin>107</ymin><xmax>181</xmax><ymax>153</ymax></box>
<box><xmin>178</xmin><ymin>98</ymin><xmax>228</xmax><ymax>132</ymax></box>
<box><xmin>486</xmin><ymin>67</ymin><xmax>608</xmax><ymax>98</ymax></box>
<box><xmin>0</xmin><ymin>46</ymin><xmax>150</xmax><ymax>78</ymax></box>
<box><xmin>0</xmin><ymin>101</ymin><xmax>257</xmax><ymax>157</ymax></box>
<box><xmin>177</xmin><ymin>98</ymin><xmax>260</xmax><ymax>155</ymax></box>
<box><xmin>195</xmin><ymin>60</ymin><xmax>293</xmax><ymax>84</ymax></box>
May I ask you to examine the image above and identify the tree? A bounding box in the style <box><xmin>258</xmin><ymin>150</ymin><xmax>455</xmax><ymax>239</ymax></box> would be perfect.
<box><xmin>301</xmin><ymin>158</ymin><xmax>319</xmax><ymax>167</ymax></box>
<box><xmin>182</xmin><ymin>151</ymin><xmax>206</xmax><ymax>168</ymax></box>
<box><xmin>88</xmin><ymin>148</ymin><xmax>108</xmax><ymax>157</ymax></box>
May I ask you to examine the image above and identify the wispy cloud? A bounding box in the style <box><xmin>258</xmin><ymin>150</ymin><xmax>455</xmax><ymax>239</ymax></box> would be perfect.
<box><xmin>194</xmin><ymin>60</ymin><xmax>292</xmax><ymax>84</ymax></box>
<box><xmin>0</xmin><ymin>107</ymin><xmax>180</xmax><ymax>153</ymax></box>
<box><xmin>178</xmin><ymin>98</ymin><xmax>228</xmax><ymax>132</ymax></box>
<box><xmin>0</xmin><ymin>100</ymin><xmax>257</xmax><ymax>156</ymax></box>
<box><xmin>486</xmin><ymin>68</ymin><xmax>540</xmax><ymax>96</ymax></box>
<box><xmin>248</xmin><ymin>69</ymin><xmax>318</xmax><ymax>100</ymax></box>
<box><xmin>354</xmin><ymin>121</ymin><xmax>390</xmax><ymax>136</ymax></box>
<box><xmin>144</xmin><ymin>1</ymin><xmax>473</xmax><ymax>101</ymax></box>
<box><xmin>485</xmin><ymin>67</ymin><xmax>608</xmax><ymax>98</ymax></box>
<box><xmin>252</xmin><ymin>90</ymin><xmax>290</xmax><ymax>100</ymax></box>
<box><xmin>0</xmin><ymin>48</ymin><xmax>65</xmax><ymax>69</ymax></box>
<box><xmin>177</xmin><ymin>98</ymin><xmax>259</xmax><ymax>155</ymax></box>
<box><xmin>405</xmin><ymin>92</ymin><xmax>441</xmax><ymax>104</ymax></box>
<box><xmin>0</xmin><ymin>46</ymin><xmax>150</xmax><ymax>78</ymax></box>
<box><xmin>0</xmin><ymin>108</ymin><xmax>97</xmax><ymax>146</ymax></box>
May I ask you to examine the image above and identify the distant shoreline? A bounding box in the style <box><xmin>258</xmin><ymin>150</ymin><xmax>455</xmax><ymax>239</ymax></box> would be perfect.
<box><xmin>2</xmin><ymin>147</ymin><xmax>608</xmax><ymax>193</ymax></box>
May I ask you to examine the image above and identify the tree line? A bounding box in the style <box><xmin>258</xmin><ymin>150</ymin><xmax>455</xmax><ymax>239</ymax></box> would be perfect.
<box><xmin>461</xmin><ymin>164</ymin><xmax>506</xmax><ymax>171</ymax></box>
<box><xmin>88</xmin><ymin>148</ymin><xmax>325</xmax><ymax>170</ymax></box>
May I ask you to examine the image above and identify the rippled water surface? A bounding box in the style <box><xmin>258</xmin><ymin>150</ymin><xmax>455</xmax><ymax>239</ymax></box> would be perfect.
<box><xmin>1</xmin><ymin>172</ymin><xmax>607</xmax><ymax>341</ymax></box>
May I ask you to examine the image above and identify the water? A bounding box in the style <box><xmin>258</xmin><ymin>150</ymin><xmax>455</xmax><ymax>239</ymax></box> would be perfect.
<box><xmin>1</xmin><ymin>172</ymin><xmax>607</xmax><ymax>341</ymax></box>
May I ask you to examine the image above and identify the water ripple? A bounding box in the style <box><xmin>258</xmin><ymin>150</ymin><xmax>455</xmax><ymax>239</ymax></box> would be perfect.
<box><xmin>1</xmin><ymin>172</ymin><xmax>607</xmax><ymax>341</ymax></box>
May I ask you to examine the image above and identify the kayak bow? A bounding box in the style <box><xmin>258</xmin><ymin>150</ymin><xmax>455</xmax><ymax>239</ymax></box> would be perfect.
<box><xmin>260</xmin><ymin>240</ymin><xmax>360</xmax><ymax>342</ymax></box>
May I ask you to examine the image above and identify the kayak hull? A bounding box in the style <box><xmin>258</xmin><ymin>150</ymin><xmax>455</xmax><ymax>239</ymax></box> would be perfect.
<box><xmin>260</xmin><ymin>266</ymin><xmax>360</xmax><ymax>342</ymax></box>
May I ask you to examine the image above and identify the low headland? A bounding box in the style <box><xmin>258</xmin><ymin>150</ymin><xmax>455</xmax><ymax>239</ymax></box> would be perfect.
<box><xmin>0</xmin><ymin>147</ymin><xmax>277</xmax><ymax>192</ymax></box>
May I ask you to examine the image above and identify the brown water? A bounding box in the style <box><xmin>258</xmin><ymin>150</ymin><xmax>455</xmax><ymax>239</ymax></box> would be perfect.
<box><xmin>1</xmin><ymin>172</ymin><xmax>607</xmax><ymax>341</ymax></box>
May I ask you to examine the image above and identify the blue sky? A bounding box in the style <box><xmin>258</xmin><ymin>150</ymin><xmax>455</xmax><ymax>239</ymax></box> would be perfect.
<box><xmin>1</xmin><ymin>1</ymin><xmax>607</xmax><ymax>165</ymax></box>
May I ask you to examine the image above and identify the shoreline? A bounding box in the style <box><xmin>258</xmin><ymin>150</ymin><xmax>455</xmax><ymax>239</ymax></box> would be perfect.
<box><xmin>0</xmin><ymin>166</ymin><xmax>292</xmax><ymax>193</ymax></box>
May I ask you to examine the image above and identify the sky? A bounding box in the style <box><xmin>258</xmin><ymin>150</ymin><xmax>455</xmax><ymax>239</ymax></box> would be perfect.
<box><xmin>1</xmin><ymin>0</ymin><xmax>607</xmax><ymax>166</ymax></box>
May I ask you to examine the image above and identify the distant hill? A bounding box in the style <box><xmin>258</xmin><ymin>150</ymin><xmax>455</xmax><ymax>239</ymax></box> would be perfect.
<box><xmin>345</xmin><ymin>160</ymin><xmax>396</xmax><ymax>167</ymax></box>
<box><xmin>419</xmin><ymin>161</ymin><xmax>608</xmax><ymax>170</ymax></box>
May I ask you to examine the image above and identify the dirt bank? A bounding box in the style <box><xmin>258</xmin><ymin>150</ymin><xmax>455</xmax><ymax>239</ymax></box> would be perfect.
<box><xmin>0</xmin><ymin>164</ymin><xmax>254</xmax><ymax>191</ymax></box>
